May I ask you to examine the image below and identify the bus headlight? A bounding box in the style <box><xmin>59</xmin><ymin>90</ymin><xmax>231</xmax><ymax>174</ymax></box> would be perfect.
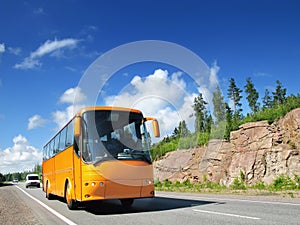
<box><xmin>144</xmin><ymin>179</ymin><xmax>153</xmax><ymax>185</ymax></box>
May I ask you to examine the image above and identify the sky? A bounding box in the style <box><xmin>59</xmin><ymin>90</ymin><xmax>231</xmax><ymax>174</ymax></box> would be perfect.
<box><xmin>0</xmin><ymin>0</ymin><xmax>300</xmax><ymax>174</ymax></box>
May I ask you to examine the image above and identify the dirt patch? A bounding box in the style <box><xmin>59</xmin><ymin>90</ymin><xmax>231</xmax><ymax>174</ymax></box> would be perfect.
<box><xmin>0</xmin><ymin>184</ymin><xmax>41</xmax><ymax>225</ymax></box>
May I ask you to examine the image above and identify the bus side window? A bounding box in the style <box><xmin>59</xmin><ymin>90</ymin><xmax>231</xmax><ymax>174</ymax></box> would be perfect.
<box><xmin>43</xmin><ymin>145</ymin><xmax>48</xmax><ymax>160</ymax></box>
<box><xmin>54</xmin><ymin>134</ymin><xmax>60</xmax><ymax>154</ymax></box>
<box><xmin>59</xmin><ymin>127</ymin><xmax>67</xmax><ymax>151</ymax></box>
<box><xmin>66</xmin><ymin>121</ymin><xmax>74</xmax><ymax>148</ymax></box>
<box><xmin>49</xmin><ymin>139</ymin><xmax>54</xmax><ymax>158</ymax></box>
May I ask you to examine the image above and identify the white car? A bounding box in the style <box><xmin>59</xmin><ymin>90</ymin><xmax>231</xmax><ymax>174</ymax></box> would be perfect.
<box><xmin>25</xmin><ymin>174</ymin><xmax>41</xmax><ymax>188</ymax></box>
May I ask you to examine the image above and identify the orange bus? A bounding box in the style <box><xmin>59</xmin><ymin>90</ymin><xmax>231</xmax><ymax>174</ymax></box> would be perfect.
<box><xmin>42</xmin><ymin>106</ymin><xmax>160</xmax><ymax>210</ymax></box>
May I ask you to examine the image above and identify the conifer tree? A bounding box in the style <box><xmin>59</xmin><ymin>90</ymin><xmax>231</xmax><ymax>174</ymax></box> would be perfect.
<box><xmin>193</xmin><ymin>93</ymin><xmax>208</xmax><ymax>133</ymax></box>
<box><xmin>224</xmin><ymin>103</ymin><xmax>233</xmax><ymax>140</ymax></box>
<box><xmin>227</xmin><ymin>78</ymin><xmax>243</xmax><ymax>115</ymax></box>
<box><xmin>227</xmin><ymin>78</ymin><xmax>243</xmax><ymax>128</ymax></box>
<box><xmin>212</xmin><ymin>85</ymin><xmax>226</xmax><ymax>124</ymax></box>
<box><xmin>244</xmin><ymin>77</ymin><xmax>260</xmax><ymax>113</ymax></box>
<box><xmin>272</xmin><ymin>80</ymin><xmax>287</xmax><ymax>106</ymax></box>
<box><xmin>262</xmin><ymin>88</ymin><xmax>272</xmax><ymax>108</ymax></box>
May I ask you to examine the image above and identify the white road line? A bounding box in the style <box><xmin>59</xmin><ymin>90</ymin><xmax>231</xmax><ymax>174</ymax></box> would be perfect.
<box><xmin>193</xmin><ymin>209</ymin><xmax>261</xmax><ymax>220</ymax></box>
<box><xmin>15</xmin><ymin>186</ymin><xmax>77</xmax><ymax>225</ymax></box>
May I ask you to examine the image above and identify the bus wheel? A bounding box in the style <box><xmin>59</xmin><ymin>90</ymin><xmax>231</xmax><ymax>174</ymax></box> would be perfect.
<box><xmin>120</xmin><ymin>198</ymin><xmax>134</xmax><ymax>208</ymax></box>
<box><xmin>45</xmin><ymin>181</ymin><xmax>53</xmax><ymax>200</ymax></box>
<box><xmin>65</xmin><ymin>181</ymin><xmax>77</xmax><ymax>210</ymax></box>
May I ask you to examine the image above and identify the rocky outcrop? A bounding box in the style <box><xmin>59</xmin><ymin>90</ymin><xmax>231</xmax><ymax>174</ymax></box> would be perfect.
<box><xmin>154</xmin><ymin>148</ymin><xmax>206</xmax><ymax>183</ymax></box>
<box><xmin>154</xmin><ymin>108</ymin><xmax>300</xmax><ymax>186</ymax></box>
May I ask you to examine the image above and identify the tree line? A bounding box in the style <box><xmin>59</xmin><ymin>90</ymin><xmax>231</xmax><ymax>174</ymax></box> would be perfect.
<box><xmin>151</xmin><ymin>78</ymin><xmax>300</xmax><ymax>160</ymax></box>
<box><xmin>0</xmin><ymin>164</ymin><xmax>42</xmax><ymax>183</ymax></box>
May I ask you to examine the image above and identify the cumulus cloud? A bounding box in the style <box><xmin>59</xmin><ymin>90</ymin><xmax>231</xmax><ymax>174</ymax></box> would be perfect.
<box><xmin>14</xmin><ymin>38</ymin><xmax>80</xmax><ymax>69</ymax></box>
<box><xmin>103</xmin><ymin>66</ymin><xmax>220</xmax><ymax>140</ymax></box>
<box><xmin>27</xmin><ymin>114</ymin><xmax>47</xmax><ymax>130</ymax></box>
<box><xmin>52</xmin><ymin>87</ymin><xmax>86</xmax><ymax>129</ymax></box>
<box><xmin>105</xmin><ymin>69</ymin><xmax>187</xmax><ymax>114</ymax></box>
<box><xmin>59</xmin><ymin>87</ymin><xmax>87</xmax><ymax>104</ymax></box>
<box><xmin>104</xmin><ymin>69</ymin><xmax>199</xmax><ymax>139</ymax></box>
<box><xmin>0</xmin><ymin>43</ymin><xmax>5</xmax><ymax>53</ymax></box>
<box><xmin>0</xmin><ymin>135</ymin><xmax>42</xmax><ymax>173</ymax></box>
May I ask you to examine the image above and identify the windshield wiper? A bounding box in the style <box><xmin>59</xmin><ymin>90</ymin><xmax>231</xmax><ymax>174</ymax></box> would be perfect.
<box><xmin>130</xmin><ymin>150</ymin><xmax>152</xmax><ymax>164</ymax></box>
<box><xmin>93</xmin><ymin>154</ymin><xmax>115</xmax><ymax>166</ymax></box>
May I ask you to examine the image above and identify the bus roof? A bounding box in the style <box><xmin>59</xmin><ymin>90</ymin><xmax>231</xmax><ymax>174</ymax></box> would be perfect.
<box><xmin>76</xmin><ymin>106</ymin><xmax>142</xmax><ymax>116</ymax></box>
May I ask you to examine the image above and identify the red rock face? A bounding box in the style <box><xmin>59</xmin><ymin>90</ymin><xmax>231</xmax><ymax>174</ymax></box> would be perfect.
<box><xmin>154</xmin><ymin>108</ymin><xmax>300</xmax><ymax>186</ymax></box>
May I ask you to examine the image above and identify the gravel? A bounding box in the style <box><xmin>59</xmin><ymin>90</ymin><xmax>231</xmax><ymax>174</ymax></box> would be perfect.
<box><xmin>0</xmin><ymin>184</ymin><xmax>41</xmax><ymax>225</ymax></box>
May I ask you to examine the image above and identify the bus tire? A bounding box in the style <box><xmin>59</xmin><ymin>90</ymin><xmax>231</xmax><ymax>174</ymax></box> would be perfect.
<box><xmin>65</xmin><ymin>181</ymin><xmax>77</xmax><ymax>210</ymax></box>
<box><xmin>45</xmin><ymin>181</ymin><xmax>54</xmax><ymax>200</ymax></box>
<box><xmin>120</xmin><ymin>198</ymin><xmax>134</xmax><ymax>208</ymax></box>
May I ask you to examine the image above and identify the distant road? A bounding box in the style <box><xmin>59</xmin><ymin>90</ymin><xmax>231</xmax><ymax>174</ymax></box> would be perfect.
<box><xmin>13</xmin><ymin>183</ymin><xmax>300</xmax><ymax>225</ymax></box>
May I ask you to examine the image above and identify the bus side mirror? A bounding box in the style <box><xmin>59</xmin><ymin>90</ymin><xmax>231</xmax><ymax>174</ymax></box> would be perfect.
<box><xmin>152</xmin><ymin>119</ymin><xmax>160</xmax><ymax>138</ymax></box>
<box><xmin>74</xmin><ymin>117</ymin><xmax>81</xmax><ymax>137</ymax></box>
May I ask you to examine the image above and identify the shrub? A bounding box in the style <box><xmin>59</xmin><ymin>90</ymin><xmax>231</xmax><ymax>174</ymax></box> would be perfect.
<box><xmin>231</xmin><ymin>177</ymin><xmax>246</xmax><ymax>190</ymax></box>
<box><xmin>163</xmin><ymin>179</ymin><xmax>172</xmax><ymax>188</ymax></box>
<box><xmin>271</xmin><ymin>174</ymin><xmax>296</xmax><ymax>190</ymax></box>
<box><xmin>250</xmin><ymin>181</ymin><xmax>266</xmax><ymax>190</ymax></box>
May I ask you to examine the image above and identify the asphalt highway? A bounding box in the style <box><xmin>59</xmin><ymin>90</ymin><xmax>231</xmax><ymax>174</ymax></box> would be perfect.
<box><xmin>13</xmin><ymin>183</ymin><xmax>300</xmax><ymax>225</ymax></box>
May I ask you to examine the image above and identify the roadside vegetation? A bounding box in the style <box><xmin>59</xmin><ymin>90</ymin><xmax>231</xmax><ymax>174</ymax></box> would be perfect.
<box><xmin>155</xmin><ymin>174</ymin><xmax>300</xmax><ymax>197</ymax></box>
<box><xmin>151</xmin><ymin>78</ymin><xmax>300</xmax><ymax>160</ymax></box>
<box><xmin>0</xmin><ymin>164</ymin><xmax>42</xmax><ymax>183</ymax></box>
<box><xmin>0</xmin><ymin>173</ymin><xmax>6</xmax><ymax>185</ymax></box>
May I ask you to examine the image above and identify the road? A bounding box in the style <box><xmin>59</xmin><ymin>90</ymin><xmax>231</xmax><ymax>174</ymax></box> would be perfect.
<box><xmin>12</xmin><ymin>183</ymin><xmax>300</xmax><ymax>225</ymax></box>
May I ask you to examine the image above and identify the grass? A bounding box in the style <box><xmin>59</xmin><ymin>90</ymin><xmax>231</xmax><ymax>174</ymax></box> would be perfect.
<box><xmin>155</xmin><ymin>174</ymin><xmax>300</xmax><ymax>198</ymax></box>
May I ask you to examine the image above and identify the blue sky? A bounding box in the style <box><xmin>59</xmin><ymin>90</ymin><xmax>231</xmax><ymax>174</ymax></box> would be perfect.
<box><xmin>1</xmin><ymin>0</ymin><xmax>300</xmax><ymax>173</ymax></box>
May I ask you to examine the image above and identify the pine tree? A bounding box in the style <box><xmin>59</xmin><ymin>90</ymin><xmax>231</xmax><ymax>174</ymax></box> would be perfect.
<box><xmin>272</xmin><ymin>80</ymin><xmax>287</xmax><ymax>106</ymax></box>
<box><xmin>179</xmin><ymin>120</ymin><xmax>190</xmax><ymax>137</ymax></box>
<box><xmin>172</xmin><ymin>127</ymin><xmax>179</xmax><ymax>137</ymax></box>
<box><xmin>262</xmin><ymin>89</ymin><xmax>272</xmax><ymax>108</ymax></box>
<box><xmin>244</xmin><ymin>77</ymin><xmax>260</xmax><ymax>113</ymax></box>
<box><xmin>212</xmin><ymin>85</ymin><xmax>226</xmax><ymax>124</ymax></box>
<box><xmin>227</xmin><ymin>78</ymin><xmax>243</xmax><ymax>115</ymax></box>
<box><xmin>193</xmin><ymin>93</ymin><xmax>208</xmax><ymax>133</ymax></box>
<box><xmin>224</xmin><ymin>103</ymin><xmax>233</xmax><ymax>140</ymax></box>
<box><xmin>227</xmin><ymin>78</ymin><xmax>243</xmax><ymax>128</ymax></box>
<box><xmin>205</xmin><ymin>114</ymin><xmax>213</xmax><ymax>134</ymax></box>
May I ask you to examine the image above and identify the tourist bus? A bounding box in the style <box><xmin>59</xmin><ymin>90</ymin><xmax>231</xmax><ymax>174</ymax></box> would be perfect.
<box><xmin>42</xmin><ymin>106</ymin><xmax>160</xmax><ymax>209</ymax></box>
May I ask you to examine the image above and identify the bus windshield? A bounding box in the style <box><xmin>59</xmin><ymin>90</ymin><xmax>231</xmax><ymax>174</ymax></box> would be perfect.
<box><xmin>81</xmin><ymin>110</ymin><xmax>152</xmax><ymax>164</ymax></box>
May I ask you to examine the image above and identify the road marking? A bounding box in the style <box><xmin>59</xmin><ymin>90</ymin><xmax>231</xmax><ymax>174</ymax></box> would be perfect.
<box><xmin>193</xmin><ymin>209</ymin><xmax>261</xmax><ymax>220</ymax></box>
<box><xmin>15</xmin><ymin>186</ymin><xmax>77</xmax><ymax>225</ymax></box>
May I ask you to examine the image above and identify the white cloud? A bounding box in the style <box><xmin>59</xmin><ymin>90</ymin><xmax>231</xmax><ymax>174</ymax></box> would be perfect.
<box><xmin>14</xmin><ymin>38</ymin><xmax>80</xmax><ymax>69</ymax></box>
<box><xmin>105</xmin><ymin>69</ymin><xmax>187</xmax><ymax>114</ymax></box>
<box><xmin>0</xmin><ymin>43</ymin><xmax>5</xmax><ymax>53</ymax></box>
<box><xmin>104</xmin><ymin>69</ymin><xmax>199</xmax><ymax>139</ymax></box>
<box><xmin>0</xmin><ymin>135</ymin><xmax>42</xmax><ymax>174</ymax></box>
<box><xmin>52</xmin><ymin>87</ymin><xmax>87</xmax><ymax>129</ymax></box>
<box><xmin>52</xmin><ymin>104</ymin><xmax>85</xmax><ymax>129</ymax></box>
<box><xmin>59</xmin><ymin>87</ymin><xmax>87</xmax><ymax>104</ymax></box>
<box><xmin>8</xmin><ymin>47</ymin><xmax>21</xmax><ymax>55</ymax></box>
<box><xmin>103</xmin><ymin>66</ymin><xmax>220</xmax><ymax>140</ymax></box>
<box><xmin>27</xmin><ymin>114</ymin><xmax>47</xmax><ymax>130</ymax></box>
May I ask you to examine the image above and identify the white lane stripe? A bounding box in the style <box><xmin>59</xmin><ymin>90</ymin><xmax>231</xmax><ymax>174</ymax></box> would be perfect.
<box><xmin>193</xmin><ymin>209</ymin><xmax>261</xmax><ymax>220</ymax></box>
<box><xmin>15</xmin><ymin>186</ymin><xmax>77</xmax><ymax>225</ymax></box>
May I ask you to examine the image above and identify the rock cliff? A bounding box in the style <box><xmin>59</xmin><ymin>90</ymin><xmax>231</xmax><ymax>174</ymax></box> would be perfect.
<box><xmin>154</xmin><ymin>108</ymin><xmax>300</xmax><ymax>186</ymax></box>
